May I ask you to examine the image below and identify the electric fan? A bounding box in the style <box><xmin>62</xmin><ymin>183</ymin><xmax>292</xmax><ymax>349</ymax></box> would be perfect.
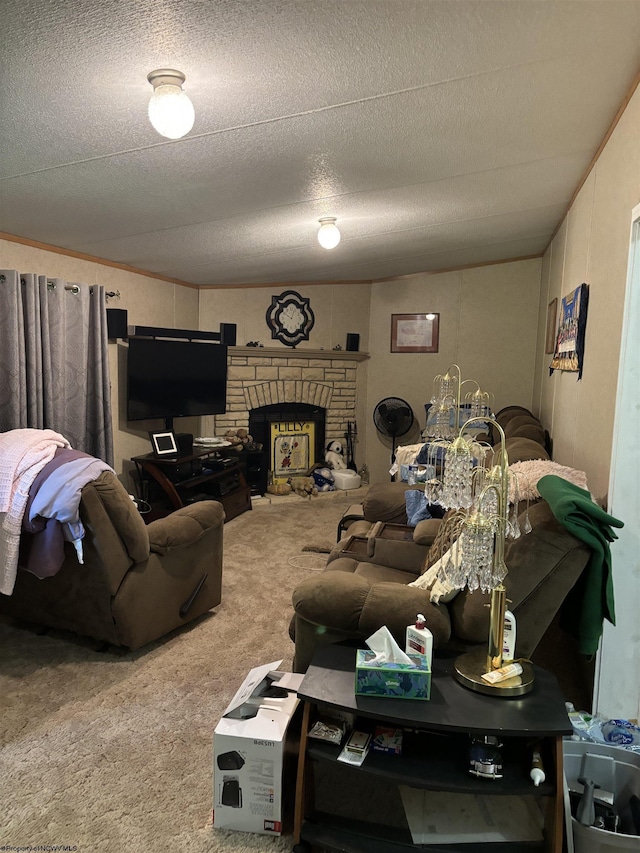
<box><xmin>373</xmin><ymin>397</ymin><xmax>415</xmax><ymax>477</ymax></box>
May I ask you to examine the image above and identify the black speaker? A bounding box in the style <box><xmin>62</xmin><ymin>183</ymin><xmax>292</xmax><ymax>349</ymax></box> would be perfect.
<box><xmin>107</xmin><ymin>308</ymin><xmax>128</xmax><ymax>340</ymax></box>
<box><xmin>220</xmin><ymin>323</ymin><xmax>237</xmax><ymax>346</ymax></box>
<box><xmin>346</xmin><ymin>333</ymin><xmax>360</xmax><ymax>352</ymax></box>
<box><xmin>175</xmin><ymin>433</ymin><xmax>193</xmax><ymax>455</ymax></box>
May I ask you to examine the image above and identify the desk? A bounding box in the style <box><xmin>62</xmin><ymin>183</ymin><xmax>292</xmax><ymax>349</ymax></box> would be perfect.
<box><xmin>293</xmin><ymin>644</ymin><xmax>571</xmax><ymax>852</ymax></box>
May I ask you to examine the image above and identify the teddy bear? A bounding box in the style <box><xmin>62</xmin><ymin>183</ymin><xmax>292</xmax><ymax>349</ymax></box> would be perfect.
<box><xmin>224</xmin><ymin>428</ymin><xmax>263</xmax><ymax>451</ymax></box>
<box><xmin>224</xmin><ymin>428</ymin><xmax>248</xmax><ymax>451</ymax></box>
<box><xmin>324</xmin><ymin>439</ymin><xmax>347</xmax><ymax>470</ymax></box>
<box><xmin>288</xmin><ymin>476</ymin><xmax>318</xmax><ymax>498</ymax></box>
<box><xmin>267</xmin><ymin>481</ymin><xmax>292</xmax><ymax>496</ymax></box>
<box><xmin>312</xmin><ymin>467</ymin><xmax>334</xmax><ymax>492</ymax></box>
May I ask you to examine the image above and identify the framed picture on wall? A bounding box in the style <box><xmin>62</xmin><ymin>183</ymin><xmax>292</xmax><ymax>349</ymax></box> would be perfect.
<box><xmin>545</xmin><ymin>298</ymin><xmax>558</xmax><ymax>354</ymax></box>
<box><xmin>391</xmin><ymin>313</ymin><xmax>439</xmax><ymax>353</ymax></box>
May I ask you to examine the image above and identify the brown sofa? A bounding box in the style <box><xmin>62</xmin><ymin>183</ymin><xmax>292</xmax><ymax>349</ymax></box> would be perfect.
<box><xmin>0</xmin><ymin>471</ymin><xmax>224</xmax><ymax>649</ymax></box>
<box><xmin>291</xmin><ymin>498</ymin><xmax>590</xmax><ymax>673</ymax></box>
<box><xmin>290</xmin><ymin>411</ymin><xmax>591</xmax><ymax>682</ymax></box>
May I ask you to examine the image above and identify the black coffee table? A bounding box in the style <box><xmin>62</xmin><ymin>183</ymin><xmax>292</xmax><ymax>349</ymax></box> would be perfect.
<box><xmin>293</xmin><ymin>643</ymin><xmax>571</xmax><ymax>853</ymax></box>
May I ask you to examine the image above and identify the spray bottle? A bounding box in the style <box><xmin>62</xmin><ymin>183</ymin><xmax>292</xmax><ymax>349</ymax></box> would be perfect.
<box><xmin>502</xmin><ymin>609</ymin><xmax>517</xmax><ymax>663</ymax></box>
<box><xmin>405</xmin><ymin>613</ymin><xmax>433</xmax><ymax>668</ymax></box>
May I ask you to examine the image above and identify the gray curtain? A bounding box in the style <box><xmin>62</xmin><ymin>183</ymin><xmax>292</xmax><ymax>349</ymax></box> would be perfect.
<box><xmin>0</xmin><ymin>270</ymin><xmax>114</xmax><ymax>466</ymax></box>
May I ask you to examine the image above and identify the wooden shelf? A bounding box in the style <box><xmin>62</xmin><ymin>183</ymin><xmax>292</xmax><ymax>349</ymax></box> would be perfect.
<box><xmin>298</xmin><ymin>818</ymin><xmax>546</xmax><ymax>853</ymax></box>
<box><xmin>306</xmin><ymin>734</ymin><xmax>555</xmax><ymax>797</ymax></box>
<box><xmin>230</xmin><ymin>346</ymin><xmax>369</xmax><ymax>361</ymax></box>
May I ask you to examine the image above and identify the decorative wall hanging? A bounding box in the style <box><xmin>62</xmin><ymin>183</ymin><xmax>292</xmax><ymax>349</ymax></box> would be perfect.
<box><xmin>270</xmin><ymin>421</ymin><xmax>315</xmax><ymax>483</ymax></box>
<box><xmin>550</xmin><ymin>283</ymin><xmax>589</xmax><ymax>378</ymax></box>
<box><xmin>391</xmin><ymin>313</ymin><xmax>439</xmax><ymax>353</ymax></box>
<box><xmin>266</xmin><ymin>290</ymin><xmax>315</xmax><ymax>347</ymax></box>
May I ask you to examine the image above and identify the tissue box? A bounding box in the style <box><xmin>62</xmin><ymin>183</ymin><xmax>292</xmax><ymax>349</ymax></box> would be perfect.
<box><xmin>355</xmin><ymin>649</ymin><xmax>431</xmax><ymax>700</ymax></box>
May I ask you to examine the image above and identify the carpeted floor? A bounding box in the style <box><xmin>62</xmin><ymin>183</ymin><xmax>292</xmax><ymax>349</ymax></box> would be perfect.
<box><xmin>0</xmin><ymin>489</ymin><xmax>365</xmax><ymax>853</ymax></box>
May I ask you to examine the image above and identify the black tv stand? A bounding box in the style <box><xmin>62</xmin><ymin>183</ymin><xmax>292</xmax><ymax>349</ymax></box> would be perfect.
<box><xmin>131</xmin><ymin>448</ymin><xmax>251</xmax><ymax>522</ymax></box>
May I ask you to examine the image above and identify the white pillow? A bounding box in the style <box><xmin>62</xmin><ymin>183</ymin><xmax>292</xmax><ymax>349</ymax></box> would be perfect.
<box><xmin>408</xmin><ymin>540</ymin><xmax>462</xmax><ymax>604</ymax></box>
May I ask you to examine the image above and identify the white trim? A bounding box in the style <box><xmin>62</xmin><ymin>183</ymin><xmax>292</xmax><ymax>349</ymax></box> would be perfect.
<box><xmin>592</xmin><ymin>203</ymin><xmax>640</xmax><ymax>720</ymax></box>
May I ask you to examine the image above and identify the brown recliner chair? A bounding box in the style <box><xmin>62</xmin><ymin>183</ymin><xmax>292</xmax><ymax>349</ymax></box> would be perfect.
<box><xmin>0</xmin><ymin>471</ymin><xmax>224</xmax><ymax>649</ymax></box>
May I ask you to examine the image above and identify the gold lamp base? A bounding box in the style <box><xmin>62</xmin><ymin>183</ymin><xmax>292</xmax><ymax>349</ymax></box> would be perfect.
<box><xmin>453</xmin><ymin>648</ymin><xmax>535</xmax><ymax>697</ymax></box>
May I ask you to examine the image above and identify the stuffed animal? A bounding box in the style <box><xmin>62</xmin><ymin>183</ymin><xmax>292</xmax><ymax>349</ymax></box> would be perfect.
<box><xmin>288</xmin><ymin>476</ymin><xmax>318</xmax><ymax>497</ymax></box>
<box><xmin>312</xmin><ymin>467</ymin><xmax>335</xmax><ymax>492</ymax></box>
<box><xmin>267</xmin><ymin>481</ymin><xmax>292</xmax><ymax>495</ymax></box>
<box><xmin>224</xmin><ymin>428</ymin><xmax>262</xmax><ymax>451</ymax></box>
<box><xmin>325</xmin><ymin>439</ymin><xmax>347</xmax><ymax>470</ymax></box>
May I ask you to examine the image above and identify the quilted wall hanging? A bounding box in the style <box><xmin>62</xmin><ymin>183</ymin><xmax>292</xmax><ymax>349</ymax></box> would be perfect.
<box><xmin>550</xmin><ymin>282</ymin><xmax>590</xmax><ymax>379</ymax></box>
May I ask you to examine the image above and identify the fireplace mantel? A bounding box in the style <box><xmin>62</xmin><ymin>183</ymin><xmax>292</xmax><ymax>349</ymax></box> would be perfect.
<box><xmin>230</xmin><ymin>346</ymin><xmax>369</xmax><ymax>362</ymax></box>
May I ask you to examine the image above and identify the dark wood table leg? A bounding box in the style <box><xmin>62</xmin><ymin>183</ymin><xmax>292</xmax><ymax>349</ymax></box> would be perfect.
<box><xmin>293</xmin><ymin>700</ymin><xmax>312</xmax><ymax>845</ymax></box>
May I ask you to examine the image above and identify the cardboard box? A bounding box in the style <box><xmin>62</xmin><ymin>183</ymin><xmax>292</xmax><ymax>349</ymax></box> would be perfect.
<box><xmin>213</xmin><ymin>661</ymin><xmax>303</xmax><ymax>836</ymax></box>
<box><xmin>355</xmin><ymin>649</ymin><xmax>431</xmax><ymax>700</ymax></box>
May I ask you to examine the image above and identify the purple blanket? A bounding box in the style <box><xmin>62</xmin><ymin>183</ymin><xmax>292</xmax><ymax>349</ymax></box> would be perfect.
<box><xmin>20</xmin><ymin>448</ymin><xmax>114</xmax><ymax>579</ymax></box>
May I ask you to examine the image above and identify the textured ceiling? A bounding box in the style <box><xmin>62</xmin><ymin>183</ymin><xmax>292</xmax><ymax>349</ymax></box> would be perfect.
<box><xmin>1</xmin><ymin>0</ymin><xmax>639</xmax><ymax>286</ymax></box>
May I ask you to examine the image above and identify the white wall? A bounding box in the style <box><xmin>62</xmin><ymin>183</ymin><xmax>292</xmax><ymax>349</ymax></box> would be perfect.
<box><xmin>533</xmin><ymin>86</ymin><xmax>640</xmax><ymax>501</ymax></box>
<box><xmin>532</xmin><ymin>86</ymin><xmax>640</xmax><ymax>719</ymax></box>
<box><xmin>365</xmin><ymin>260</ymin><xmax>542</xmax><ymax>484</ymax></box>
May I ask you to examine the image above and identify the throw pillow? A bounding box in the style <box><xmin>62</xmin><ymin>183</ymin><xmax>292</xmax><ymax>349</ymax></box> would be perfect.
<box><xmin>408</xmin><ymin>539</ymin><xmax>463</xmax><ymax>604</ymax></box>
<box><xmin>405</xmin><ymin>490</ymin><xmax>432</xmax><ymax>527</ymax></box>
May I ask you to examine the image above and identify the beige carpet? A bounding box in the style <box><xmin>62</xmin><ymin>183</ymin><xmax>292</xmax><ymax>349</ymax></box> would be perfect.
<box><xmin>0</xmin><ymin>489</ymin><xmax>366</xmax><ymax>853</ymax></box>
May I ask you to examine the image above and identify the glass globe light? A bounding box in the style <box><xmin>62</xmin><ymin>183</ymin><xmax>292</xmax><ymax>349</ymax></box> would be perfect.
<box><xmin>147</xmin><ymin>69</ymin><xmax>195</xmax><ymax>140</ymax></box>
<box><xmin>317</xmin><ymin>217</ymin><xmax>341</xmax><ymax>249</ymax></box>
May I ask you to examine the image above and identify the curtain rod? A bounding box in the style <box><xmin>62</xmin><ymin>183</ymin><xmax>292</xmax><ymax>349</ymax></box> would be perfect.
<box><xmin>0</xmin><ymin>274</ymin><xmax>120</xmax><ymax>299</ymax></box>
<box><xmin>59</xmin><ymin>284</ymin><xmax>121</xmax><ymax>299</ymax></box>
<box><xmin>49</xmin><ymin>282</ymin><xmax>121</xmax><ymax>299</ymax></box>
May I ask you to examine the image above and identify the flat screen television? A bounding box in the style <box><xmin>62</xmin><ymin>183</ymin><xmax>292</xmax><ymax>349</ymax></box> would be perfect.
<box><xmin>127</xmin><ymin>337</ymin><xmax>227</xmax><ymax>429</ymax></box>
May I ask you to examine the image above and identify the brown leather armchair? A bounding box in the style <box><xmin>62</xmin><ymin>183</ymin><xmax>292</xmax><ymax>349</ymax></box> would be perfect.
<box><xmin>1</xmin><ymin>471</ymin><xmax>224</xmax><ymax>649</ymax></box>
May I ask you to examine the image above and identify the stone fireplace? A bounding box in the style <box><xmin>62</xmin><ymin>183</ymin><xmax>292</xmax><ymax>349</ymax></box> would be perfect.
<box><xmin>205</xmin><ymin>346</ymin><xmax>368</xmax><ymax>471</ymax></box>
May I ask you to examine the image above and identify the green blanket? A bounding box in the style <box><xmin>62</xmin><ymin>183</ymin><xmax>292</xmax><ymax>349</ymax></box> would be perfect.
<box><xmin>537</xmin><ymin>475</ymin><xmax>624</xmax><ymax>656</ymax></box>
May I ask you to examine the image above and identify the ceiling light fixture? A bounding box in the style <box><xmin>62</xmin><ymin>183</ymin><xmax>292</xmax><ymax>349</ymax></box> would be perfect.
<box><xmin>147</xmin><ymin>69</ymin><xmax>195</xmax><ymax>139</ymax></box>
<box><xmin>317</xmin><ymin>217</ymin><xmax>341</xmax><ymax>250</ymax></box>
